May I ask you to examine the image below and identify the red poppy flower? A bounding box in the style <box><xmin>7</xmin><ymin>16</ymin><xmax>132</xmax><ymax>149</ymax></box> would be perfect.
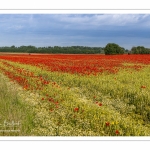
<box><xmin>41</xmin><ymin>98</ymin><xmax>44</xmax><ymax>100</ymax></box>
<box><xmin>105</xmin><ymin>122</ymin><xmax>110</xmax><ymax>126</ymax></box>
<box><xmin>74</xmin><ymin>107</ymin><xmax>79</xmax><ymax>112</ymax></box>
<box><xmin>55</xmin><ymin>101</ymin><xmax>59</xmax><ymax>104</ymax></box>
<box><xmin>141</xmin><ymin>85</ymin><xmax>146</xmax><ymax>88</ymax></box>
<box><xmin>115</xmin><ymin>130</ymin><xmax>119</xmax><ymax>135</ymax></box>
<box><xmin>99</xmin><ymin>103</ymin><xmax>102</xmax><ymax>106</ymax></box>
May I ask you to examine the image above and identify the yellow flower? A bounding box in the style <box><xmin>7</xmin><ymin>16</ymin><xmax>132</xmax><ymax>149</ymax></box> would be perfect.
<box><xmin>111</xmin><ymin>122</ymin><xmax>114</xmax><ymax>125</ymax></box>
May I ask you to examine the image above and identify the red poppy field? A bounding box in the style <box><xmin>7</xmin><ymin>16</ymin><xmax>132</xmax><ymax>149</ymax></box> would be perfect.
<box><xmin>0</xmin><ymin>54</ymin><xmax>150</xmax><ymax>136</ymax></box>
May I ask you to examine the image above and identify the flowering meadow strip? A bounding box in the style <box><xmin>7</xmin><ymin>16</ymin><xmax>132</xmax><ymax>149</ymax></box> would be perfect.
<box><xmin>0</xmin><ymin>54</ymin><xmax>150</xmax><ymax>136</ymax></box>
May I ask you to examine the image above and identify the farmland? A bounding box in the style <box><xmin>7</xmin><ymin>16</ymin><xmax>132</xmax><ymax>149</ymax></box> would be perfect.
<box><xmin>0</xmin><ymin>54</ymin><xmax>150</xmax><ymax>136</ymax></box>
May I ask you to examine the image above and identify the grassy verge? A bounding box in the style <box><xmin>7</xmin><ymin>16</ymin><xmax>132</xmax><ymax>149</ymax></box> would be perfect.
<box><xmin>0</xmin><ymin>73</ymin><xmax>35</xmax><ymax>136</ymax></box>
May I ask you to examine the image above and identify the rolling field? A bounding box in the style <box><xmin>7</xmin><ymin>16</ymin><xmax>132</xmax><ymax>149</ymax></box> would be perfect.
<box><xmin>0</xmin><ymin>54</ymin><xmax>150</xmax><ymax>136</ymax></box>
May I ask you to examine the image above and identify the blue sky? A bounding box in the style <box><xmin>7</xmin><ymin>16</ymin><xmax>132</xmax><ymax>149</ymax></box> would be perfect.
<box><xmin>0</xmin><ymin>14</ymin><xmax>150</xmax><ymax>49</ymax></box>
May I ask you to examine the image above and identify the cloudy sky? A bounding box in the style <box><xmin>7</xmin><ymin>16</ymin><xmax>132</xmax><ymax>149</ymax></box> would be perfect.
<box><xmin>0</xmin><ymin>14</ymin><xmax>150</xmax><ymax>49</ymax></box>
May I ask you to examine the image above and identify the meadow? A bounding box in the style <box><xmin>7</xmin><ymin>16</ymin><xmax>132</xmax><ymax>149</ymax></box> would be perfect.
<box><xmin>0</xmin><ymin>53</ymin><xmax>150</xmax><ymax>136</ymax></box>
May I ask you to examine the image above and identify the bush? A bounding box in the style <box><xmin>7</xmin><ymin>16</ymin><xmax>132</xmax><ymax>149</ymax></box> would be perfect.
<box><xmin>104</xmin><ymin>43</ymin><xmax>124</xmax><ymax>55</ymax></box>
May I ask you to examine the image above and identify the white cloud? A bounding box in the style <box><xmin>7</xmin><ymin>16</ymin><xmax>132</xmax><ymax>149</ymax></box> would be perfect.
<box><xmin>51</xmin><ymin>14</ymin><xmax>150</xmax><ymax>29</ymax></box>
<box><xmin>1</xmin><ymin>14</ymin><xmax>150</xmax><ymax>32</ymax></box>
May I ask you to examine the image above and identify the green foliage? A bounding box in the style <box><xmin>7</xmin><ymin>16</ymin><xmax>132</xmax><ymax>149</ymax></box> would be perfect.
<box><xmin>104</xmin><ymin>43</ymin><xmax>124</xmax><ymax>55</ymax></box>
<box><xmin>1</xmin><ymin>44</ymin><xmax>150</xmax><ymax>55</ymax></box>
<box><xmin>131</xmin><ymin>46</ymin><xmax>150</xmax><ymax>54</ymax></box>
<box><xmin>0</xmin><ymin>45</ymin><xmax>103</xmax><ymax>54</ymax></box>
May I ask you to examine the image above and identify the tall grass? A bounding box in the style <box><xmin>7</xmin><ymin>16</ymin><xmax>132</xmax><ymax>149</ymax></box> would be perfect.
<box><xmin>0</xmin><ymin>74</ymin><xmax>35</xmax><ymax>136</ymax></box>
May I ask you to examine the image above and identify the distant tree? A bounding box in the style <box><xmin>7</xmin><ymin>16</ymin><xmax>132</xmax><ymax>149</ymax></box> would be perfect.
<box><xmin>104</xmin><ymin>43</ymin><xmax>124</xmax><ymax>55</ymax></box>
<box><xmin>131</xmin><ymin>46</ymin><xmax>150</xmax><ymax>54</ymax></box>
<box><xmin>11</xmin><ymin>45</ymin><xmax>15</xmax><ymax>49</ymax></box>
<box><xmin>124</xmin><ymin>49</ymin><xmax>129</xmax><ymax>54</ymax></box>
<box><xmin>131</xmin><ymin>47</ymin><xmax>138</xmax><ymax>54</ymax></box>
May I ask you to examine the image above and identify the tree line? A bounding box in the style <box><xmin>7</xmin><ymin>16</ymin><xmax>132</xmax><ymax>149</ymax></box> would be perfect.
<box><xmin>104</xmin><ymin>43</ymin><xmax>150</xmax><ymax>55</ymax></box>
<box><xmin>0</xmin><ymin>45</ymin><xmax>103</xmax><ymax>54</ymax></box>
<box><xmin>130</xmin><ymin>46</ymin><xmax>150</xmax><ymax>54</ymax></box>
<box><xmin>0</xmin><ymin>44</ymin><xmax>150</xmax><ymax>54</ymax></box>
